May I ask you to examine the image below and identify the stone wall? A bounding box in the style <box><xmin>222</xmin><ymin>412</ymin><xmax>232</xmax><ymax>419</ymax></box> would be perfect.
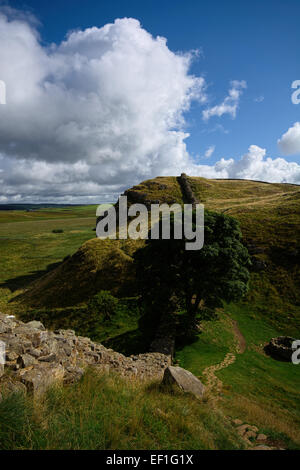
<box><xmin>178</xmin><ymin>173</ymin><xmax>199</xmax><ymax>208</ymax></box>
<box><xmin>0</xmin><ymin>313</ymin><xmax>171</xmax><ymax>398</ymax></box>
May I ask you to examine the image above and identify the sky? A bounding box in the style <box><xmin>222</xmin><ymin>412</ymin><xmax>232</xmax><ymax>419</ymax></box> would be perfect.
<box><xmin>0</xmin><ymin>0</ymin><xmax>299</xmax><ymax>203</ymax></box>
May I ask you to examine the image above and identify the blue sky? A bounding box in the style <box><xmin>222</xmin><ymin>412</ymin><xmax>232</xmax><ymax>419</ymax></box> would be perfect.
<box><xmin>11</xmin><ymin>0</ymin><xmax>300</xmax><ymax>165</ymax></box>
<box><xmin>0</xmin><ymin>0</ymin><xmax>299</xmax><ymax>202</ymax></box>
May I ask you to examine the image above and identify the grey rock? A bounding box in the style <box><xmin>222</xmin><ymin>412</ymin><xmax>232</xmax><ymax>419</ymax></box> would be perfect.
<box><xmin>0</xmin><ymin>377</ymin><xmax>26</xmax><ymax>400</ymax></box>
<box><xmin>38</xmin><ymin>353</ymin><xmax>57</xmax><ymax>363</ymax></box>
<box><xmin>6</xmin><ymin>351</ymin><xmax>18</xmax><ymax>362</ymax></box>
<box><xmin>17</xmin><ymin>353</ymin><xmax>37</xmax><ymax>368</ymax></box>
<box><xmin>19</xmin><ymin>363</ymin><xmax>65</xmax><ymax>396</ymax></box>
<box><xmin>26</xmin><ymin>321</ymin><xmax>45</xmax><ymax>331</ymax></box>
<box><xmin>257</xmin><ymin>434</ymin><xmax>268</xmax><ymax>441</ymax></box>
<box><xmin>162</xmin><ymin>366</ymin><xmax>205</xmax><ymax>399</ymax></box>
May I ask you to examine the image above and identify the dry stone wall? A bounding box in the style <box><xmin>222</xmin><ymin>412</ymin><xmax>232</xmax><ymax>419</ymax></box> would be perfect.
<box><xmin>0</xmin><ymin>313</ymin><xmax>171</xmax><ymax>398</ymax></box>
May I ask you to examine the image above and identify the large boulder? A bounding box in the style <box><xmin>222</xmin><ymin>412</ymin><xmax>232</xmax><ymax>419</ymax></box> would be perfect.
<box><xmin>162</xmin><ymin>366</ymin><xmax>205</xmax><ymax>399</ymax></box>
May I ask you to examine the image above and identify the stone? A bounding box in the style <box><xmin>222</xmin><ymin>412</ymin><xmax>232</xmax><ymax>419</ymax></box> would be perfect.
<box><xmin>257</xmin><ymin>434</ymin><xmax>268</xmax><ymax>441</ymax></box>
<box><xmin>19</xmin><ymin>363</ymin><xmax>65</xmax><ymax>396</ymax></box>
<box><xmin>237</xmin><ymin>424</ymin><xmax>249</xmax><ymax>436</ymax></box>
<box><xmin>26</xmin><ymin>321</ymin><xmax>45</xmax><ymax>331</ymax></box>
<box><xmin>162</xmin><ymin>366</ymin><xmax>205</xmax><ymax>399</ymax></box>
<box><xmin>247</xmin><ymin>425</ymin><xmax>259</xmax><ymax>432</ymax></box>
<box><xmin>64</xmin><ymin>366</ymin><xmax>84</xmax><ymax>384</ymax></box>
<box><xmin>233</xmin><ymin>419</ymin><xmax>243</xmax><ymax>426</ymax></box>
<box><xmin>28</xmin><ymin>348</ymin><xmax>43</xmax><ymax>358</ymax></box>
<box><xmin>0</xmin><ymin>377</ymin><xmax>26</xmax><ymax>401</ymax></box>
<box><xmin>244</xmin><ymin>430</ymin><xmax>257</xmax><ymax>440</ymax></box>
<box><xmin>17</xmin><ymin>353</ymin><xmax>37</xmax><ymax>368</ymax></box>
<box><xmin>38</xmin><ymin>353</ymin><xmax>57</xmax><ymax>363</ymax></box>
<box><xmin>6</xmin><ymin>351</ymin><xmax>18</xmax><ymax>362</ymax></box>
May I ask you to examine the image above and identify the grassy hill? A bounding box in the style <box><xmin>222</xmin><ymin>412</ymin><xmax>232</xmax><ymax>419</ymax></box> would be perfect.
<box><xmin>14</xmin><ymin>176</ymin><xmax>300</xmax><ymax>334</ymax></box>
<box><xmin>0</xmin><ymin>177</ymin><xmax>299</xmax><ymax>449</ymax></box>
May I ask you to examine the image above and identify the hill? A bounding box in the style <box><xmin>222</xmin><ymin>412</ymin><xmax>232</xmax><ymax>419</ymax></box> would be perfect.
<box><xmin>1</xmin><ymin>176</ymin><xmax>300</xmax><ymax>450</ymax></box>
<box><xmin>16</xmin><ymin>176</ymin><xmax>300</xmax><ymax>335</ymax></box>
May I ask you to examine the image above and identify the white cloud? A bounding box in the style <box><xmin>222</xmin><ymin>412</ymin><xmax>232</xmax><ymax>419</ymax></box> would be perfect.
<box><xmin>189</xmin><ymin>145</ymin><xmax>300</xmax><ymax>183</ymax></box>
<box><xmin>278</xmin><ymin>122</ymin><xmax>300</xmax><ymax>156</ymax></box>
<box><xmin>0</xmin><ymin>10</ymin><xmax>298</xmax><ymax>204</ymax></box>
<box><xmin>0</xmin><ymin>11</ymin><xmax>206</xmax><ymax>202</ymax></box>
<box><xmin>202</xmin><ymin>80</ymin><xmax>247</xmax><ymax>121</ymax></box>
<box><xmin>203</xmin><ymin>145</ymin><xmax>215</xmax><ymax>159</ymax></box>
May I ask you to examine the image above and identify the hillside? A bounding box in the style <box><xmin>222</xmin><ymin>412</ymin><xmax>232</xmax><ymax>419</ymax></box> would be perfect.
<box><xmin>1</xmin><ymin>176</ymin><xmax>300</xmax><ymax>450</ymax></box>
<box><xmin>16</xmin><ymin>176</ymin><xmax>300</xmax><ymax>334</ymax></box>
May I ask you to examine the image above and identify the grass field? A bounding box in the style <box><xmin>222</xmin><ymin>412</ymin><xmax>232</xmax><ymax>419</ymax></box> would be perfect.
<box><xmin>0</xmin><ymin>206</ymin><xmax>96</xmax><ymax>292</ymax></box>
<box><xmin>175</xmin><ymin>305</ymin><xmax>300</xmax><ymax>449</ymax></box>
<box><xmin>0</xmin><ymin>181</ymin><xmax>299</xmax><ymax>450</ymax></box>
<box><xmin>0</xmin><ymin>371</ymin><xmax>245</xmax><ymax>450</ymax></box>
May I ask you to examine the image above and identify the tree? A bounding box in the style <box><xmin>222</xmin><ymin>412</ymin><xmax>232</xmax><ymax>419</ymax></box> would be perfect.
<box><xmin>87</xmin><ymin>290</ymin><xmax>118</xmax><ymax>321</ymax></box>
<box><xmin>134</xmin><ymin>210</ymin><xmax>251</xmax><ymax>336</ymax></box>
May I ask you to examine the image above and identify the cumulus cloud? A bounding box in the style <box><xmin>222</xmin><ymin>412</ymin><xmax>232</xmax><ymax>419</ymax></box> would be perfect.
<box><xmin>202</xmin><ymin>80</ymin><xmax>247</xmax><ymax>121</ymax></box>
<box><xmin>188</xmin><ymin>145</ymin><xmax>300</xmax><ymax>183</ymax></box>
<box><xmin>0</xmin><ymin>10</ymin><xmax>298</xmax><ymax>204</ymax></box>
<box><xmin>278</xmin><ymin>122</ymin><xmax>300</xmax><ymax>156</ymax></box>
<box><xmin>0</xmin><ymin>11</ymin><xmax>206</xmax><ymax>202</ymax></box>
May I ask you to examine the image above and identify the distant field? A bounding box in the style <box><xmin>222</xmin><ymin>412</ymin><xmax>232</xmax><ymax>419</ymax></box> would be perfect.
<box><xmin>0</xmin><ymin>206</ymin><xmax>97</xmax><ymax>293</ymax></box>
<box><xmin>0</xmin><ymin>205</ymin><xmax>97</xmax><ymax>224</ymax></box>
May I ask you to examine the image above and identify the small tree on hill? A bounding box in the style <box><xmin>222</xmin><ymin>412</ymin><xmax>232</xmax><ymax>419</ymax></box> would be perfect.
<box><xmin>134</xmin><ymin>210</ymin><xmax>251</xmax><ymax>338</ymax></box>
<box><xmin>88</xmin><ymin>290</ymin><xmax>118</xmax><ymax>321</ymax></box>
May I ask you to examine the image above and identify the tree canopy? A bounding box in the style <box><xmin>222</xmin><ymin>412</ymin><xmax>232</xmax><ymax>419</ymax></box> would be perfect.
<box><xmin>134</xmin><ymin>209</ymin><xmax>251</xmax><ymax>336</ymax></box>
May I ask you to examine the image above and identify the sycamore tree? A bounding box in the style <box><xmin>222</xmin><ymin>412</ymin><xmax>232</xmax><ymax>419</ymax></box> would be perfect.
<box><xmin>134</xmin><ymin>210</ymin><xmax>251</xmax><ymax>338</ymax></box>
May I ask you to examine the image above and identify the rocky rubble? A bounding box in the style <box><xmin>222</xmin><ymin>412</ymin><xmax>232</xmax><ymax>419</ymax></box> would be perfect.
<box><xmin>0</xmin><ymin>313</ymin><xmax>171</xmax><ymax>398</ymax></box>
<box><xmin>231</xmin><ymin>419</ymin><xmax>285</xmax><ymax>450</ymax></box>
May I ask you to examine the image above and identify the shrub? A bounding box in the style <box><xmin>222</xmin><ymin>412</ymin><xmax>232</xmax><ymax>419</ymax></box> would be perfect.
<box><xmin>52</xmin><ymin>229</ymin><xmax>64</xmax><ymax>234</ymax></box>
<box><xmin>87</xmin><ymin>290</ymin><xmax>118</xmax><ymax>321</ymax></box>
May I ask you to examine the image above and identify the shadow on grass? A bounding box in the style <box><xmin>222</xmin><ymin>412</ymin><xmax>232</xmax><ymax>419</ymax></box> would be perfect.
<box><xmin>103</xmin><ymin>328</ymin><xmax>152</xmax><ymax>356</ymax></box>
<box><xmin>1</xmin><ymin>261</ymin><xmax>62</xmax><ymax>293</ymax></box>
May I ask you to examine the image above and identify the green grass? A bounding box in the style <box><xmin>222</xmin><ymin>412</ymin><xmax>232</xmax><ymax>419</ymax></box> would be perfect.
<box><xmin>0</xmin><ymin>206</ymin><xmax>97</xmax><ymax>290</ymax></box>
<box><xmin>18</xmin><ymin>298</ymin><xmax>142</xmax><ymax>355</ymax></box>
<box><xmin>0</xmin><ymin>178</ymin><xmax>299</xmax><ymax>449</ymax></box>
<box><xmin>0</xmin><ymin>205</ymin><xmax>97</xmax><ymax>224</ymax></box>
<box><xmin>175</xmin><ymin>305</ymin><xmax>300</xmax><ymax>448</ymax></box>
<box><xmin>175</xmin><ymin>313</ymin><xmax>236</xmax><ymax>375</ymax></box>
<box><xmin>0</xmin><ymin>371</ymin><xmax>244</xmax><ymax>450</ymax></box>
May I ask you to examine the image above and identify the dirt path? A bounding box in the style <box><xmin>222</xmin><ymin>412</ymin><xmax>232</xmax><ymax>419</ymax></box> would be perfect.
<box><xmin>202</xmin><ymin>318</ymin><xmax>246</xmax><ymax>404</ymax></box>
<box><xmin>231</xmin><ymin>319</ymin><xmax>246</xmax><ymax>354</ymax></box>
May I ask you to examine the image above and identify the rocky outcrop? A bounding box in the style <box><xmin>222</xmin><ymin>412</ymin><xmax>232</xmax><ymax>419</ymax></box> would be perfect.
<box><xmin>162</xmin><ymin>366</ymin><xmax>205</xmax><ymax>399</ymax></box>
<box><xmin>0</xmin><ymin>313</ymin><xmax>171</xmax><ymax>398</ymax></box>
